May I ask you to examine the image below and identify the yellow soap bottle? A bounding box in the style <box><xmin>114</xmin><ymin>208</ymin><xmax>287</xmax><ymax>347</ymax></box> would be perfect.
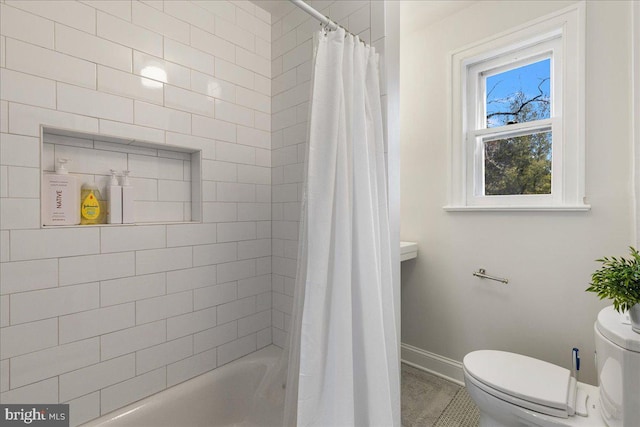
<box><xmin>80</xmin><ymin>183</ymin><xmax>105</xmax><ymax>224</ymax></box>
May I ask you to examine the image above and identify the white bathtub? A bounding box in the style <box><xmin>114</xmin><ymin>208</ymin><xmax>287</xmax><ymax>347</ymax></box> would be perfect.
<box><xmin>82</xmin><ymin>346</ymin><xmax>284</xmax><ymax>427</ymax></box>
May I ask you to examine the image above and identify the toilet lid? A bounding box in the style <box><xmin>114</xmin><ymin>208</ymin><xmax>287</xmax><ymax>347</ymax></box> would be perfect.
<box><xmin>596</xmin><ymin>306</ymin><xmax>640</xmax><ymax>352</ymax></box>
<box><xmin>463</xmin><ymin>350</ymin><xmax>572</xmax><ymax>411</ymax></box>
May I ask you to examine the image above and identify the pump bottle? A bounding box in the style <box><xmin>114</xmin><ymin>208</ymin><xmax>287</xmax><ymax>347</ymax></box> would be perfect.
<box><xmin>121</xmin><ymin>170</ymin><xmax>134</xmax><ymax>224</ymax></box>
<box><xmin>107</xmin><ymin>169</ymin><xmax>122</xmax><ymax>224</ymax></box>
<box><xmin>42</xmin><ymin>158</ymin><xmax>80</xmax><ymax>225</ymax></box>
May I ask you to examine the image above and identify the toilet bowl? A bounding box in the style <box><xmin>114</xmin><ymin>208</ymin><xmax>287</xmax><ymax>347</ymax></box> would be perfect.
<box><xmin>464</xmin><ymin>350</ymin><xmax>602</xmax><ymax>427</ymax></box>
<box><xmin>463</xmin><ymin>306</ymin><xmax>640</xmax><ymax>427</ymax></box>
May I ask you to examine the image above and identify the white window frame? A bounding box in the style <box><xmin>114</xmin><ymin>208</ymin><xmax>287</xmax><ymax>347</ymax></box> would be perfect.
<box><xmin>445</xmin><ymin>2</ymin><xmax>588</xmax><ymax>211</ymax></box>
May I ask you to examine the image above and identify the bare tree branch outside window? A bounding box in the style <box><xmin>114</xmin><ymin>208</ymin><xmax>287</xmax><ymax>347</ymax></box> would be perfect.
<box><xmin>483</xmin><ymin>59</ymin><xmax>552</xmax><ymax>195</ymax></box>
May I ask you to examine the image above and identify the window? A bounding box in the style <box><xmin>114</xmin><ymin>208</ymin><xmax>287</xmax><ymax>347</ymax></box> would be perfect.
<box><xmin>446</xmin><ymin>3</ymin><xmax>588</xmax><ymax>211</ymax></box>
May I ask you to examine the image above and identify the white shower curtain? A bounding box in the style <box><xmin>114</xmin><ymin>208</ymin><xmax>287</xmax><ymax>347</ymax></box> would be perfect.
<box><xmin>282</xmin><ymin>27</ymin><xmax>400</xmax><ymax>427</ymax></box>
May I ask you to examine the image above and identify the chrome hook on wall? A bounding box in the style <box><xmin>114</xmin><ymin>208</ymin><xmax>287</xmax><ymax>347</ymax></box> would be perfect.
<box><xmin>473</xmin><ymin>268</ymin><xmax>509</xmax><ymax>284</ymax></box>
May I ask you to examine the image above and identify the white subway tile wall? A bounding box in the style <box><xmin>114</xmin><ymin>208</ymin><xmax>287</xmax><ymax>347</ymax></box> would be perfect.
<box><xmin>0</xmin><ymin>1</ymin><xmax>272</xmax><ymax>424</ymax></box>
<box><xmin>269</xmin><ymin>0</ymin><xmax>386</xmax><ymax>347</ymax></box>
<box><xmin>0</xmin><ymin>1</ymin><xmax>387</xmax><ymax>423</ymax></box>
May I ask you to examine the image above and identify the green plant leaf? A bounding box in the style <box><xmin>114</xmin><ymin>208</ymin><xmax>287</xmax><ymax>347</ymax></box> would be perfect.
<box><xmin>586</xmin><ymin>247</ymin><xmax>640</xmax><ymax>313</ymax></box>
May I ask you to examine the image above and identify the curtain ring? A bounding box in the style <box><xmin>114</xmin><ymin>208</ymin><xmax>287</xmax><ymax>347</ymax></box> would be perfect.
<box><xmin>320</xmin><ymin>20</ymin><xmax>329</xmax><ymax>36</ymax></box>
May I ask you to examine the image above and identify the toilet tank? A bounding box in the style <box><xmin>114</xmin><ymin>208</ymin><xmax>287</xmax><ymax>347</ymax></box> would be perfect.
<box><xmin>595</xmin><ymin>306</ymin><xmax>640</xmax><ymax>427</ymax></box>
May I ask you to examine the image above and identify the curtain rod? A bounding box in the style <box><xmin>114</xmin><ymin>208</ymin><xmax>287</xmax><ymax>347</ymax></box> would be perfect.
<box><xmin>289</xmin><ymin>0</ymin><xmax>339</xmax><ymax>31</ymax></box>
<box><xmin>288</xmin><ymin>0</ymin><xmax>369</xmax><ymax>45</ymax></box>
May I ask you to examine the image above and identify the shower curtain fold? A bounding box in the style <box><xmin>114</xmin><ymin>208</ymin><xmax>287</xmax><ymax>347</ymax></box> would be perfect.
<box><xmin>281</xmin><ymin>28</ymin><xmax>400</xmax><ymax>427</ymax></box>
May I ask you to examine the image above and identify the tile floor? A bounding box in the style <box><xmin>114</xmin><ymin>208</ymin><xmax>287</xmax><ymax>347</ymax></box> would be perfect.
<box><xmin>401</xmin><ymin>363</ymin><xmax>479</xmax><ymax>427</ymax></box>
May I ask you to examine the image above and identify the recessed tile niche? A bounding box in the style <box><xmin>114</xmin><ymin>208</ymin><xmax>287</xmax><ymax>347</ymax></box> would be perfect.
<box><xmin>41</xmin><ymin>127</ymin><xmax>202</xmax><ymax>226</ymax></box>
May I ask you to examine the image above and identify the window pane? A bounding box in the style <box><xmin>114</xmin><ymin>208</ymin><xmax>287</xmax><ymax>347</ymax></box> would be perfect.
<box><xmin>485</xmin><ymin>59</ymin><xmax>550</xmax><ymax>128</ymax></box>
<box><xmin>484</xmin><ymin>131</ymin><xmax>552</xmax><ymax>195</ymax></box>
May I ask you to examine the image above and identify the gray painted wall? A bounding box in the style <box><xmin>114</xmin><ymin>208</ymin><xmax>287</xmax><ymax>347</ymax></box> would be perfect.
<box><xmin>400</xmin><ymin>0</ymin><xmax>634</xmax><ymax>385</ymax></box>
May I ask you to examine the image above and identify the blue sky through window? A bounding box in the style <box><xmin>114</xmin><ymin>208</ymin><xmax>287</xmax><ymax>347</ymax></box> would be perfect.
<box><xmin>485</xmin><ymin>58</ymin><xmax>550</xmax><ymax>127</ymax></box>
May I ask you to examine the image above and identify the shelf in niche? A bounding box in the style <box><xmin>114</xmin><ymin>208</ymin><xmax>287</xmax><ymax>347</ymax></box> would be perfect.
<box><xmin>40</xmin><ymin>126</ymin><xmax>202</xmax><ymax>228</ymax></box>
<box><xmin>42</xmin><ymin>221</ymin><xmax>202</xmax><ymax>229</ymax></box>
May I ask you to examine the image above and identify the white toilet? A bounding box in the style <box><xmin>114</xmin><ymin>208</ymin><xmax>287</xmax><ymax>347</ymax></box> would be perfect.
<box><xmin>463</xmin><ymin>306</ymin><xmax>640</xmax><ymax>427</ymax></box>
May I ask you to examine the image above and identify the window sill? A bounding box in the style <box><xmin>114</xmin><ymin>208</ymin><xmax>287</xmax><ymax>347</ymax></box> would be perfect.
<box><xmin>443</xmin><ymin>204</ymin><xmax>591</xmax><ymax>212</ymax></box>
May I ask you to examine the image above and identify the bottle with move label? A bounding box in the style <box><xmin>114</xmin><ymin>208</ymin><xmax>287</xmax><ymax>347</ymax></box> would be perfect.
<box><xmin>42</xmin><ymin>158</ymin><xmax>80</xmax><ymax>226</ymax></box>
<box><xmin>121</xmin><ymin>170</ymin><xmax>134</xmax><ymax>224</ymax></box>
<box><xmin>107</xmin><ymin>169</ymin><xmax>123</xmax><ymax>224</ymax></box>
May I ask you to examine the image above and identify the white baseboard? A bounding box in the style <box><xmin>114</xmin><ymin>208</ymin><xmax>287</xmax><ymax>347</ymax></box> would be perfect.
<box><xmin>401</xmin><ymin>342</ymin><xmax>465</xmax><ymax>386</ymax></box>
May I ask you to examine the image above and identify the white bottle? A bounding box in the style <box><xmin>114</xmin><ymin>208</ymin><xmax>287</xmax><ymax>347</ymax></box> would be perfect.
<box><xmin>121</xmin><ymin>170</ymin><xmax>134</xmax><ymax>224</ymax></box>
<box><xmin>43</xmin><ymin>158</ymin><xmax>80</xmax><ymax>226</ymax></box>
<box><xmin>107</xmin><ymin>169</ymin><xmax>122</xmax><ymax>224</ymax></box>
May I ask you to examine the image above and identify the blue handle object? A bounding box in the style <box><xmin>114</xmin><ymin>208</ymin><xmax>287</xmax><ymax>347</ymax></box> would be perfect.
<box><xmin>572</xmin><ymin>348</ymin><xmax>580</xmax><ymax>376</ymax></box>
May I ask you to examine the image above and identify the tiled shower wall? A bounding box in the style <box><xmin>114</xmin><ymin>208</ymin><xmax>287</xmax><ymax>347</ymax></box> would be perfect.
<box><xmin>270</xmin><ymin>1</ymin><xmax>388</xmax><ymax>347</ymax></box>
<box><xmin>0</xmin><ymin>1</ymin><xmax>272</xmax><ymax>425</ymax></box>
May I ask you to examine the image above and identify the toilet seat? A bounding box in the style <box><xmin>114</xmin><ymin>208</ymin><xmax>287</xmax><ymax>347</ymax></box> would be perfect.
<box><xmin>463</xmin><ymin>350</ymin><xmax>578</xmax><ymax>419</ymax></box>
